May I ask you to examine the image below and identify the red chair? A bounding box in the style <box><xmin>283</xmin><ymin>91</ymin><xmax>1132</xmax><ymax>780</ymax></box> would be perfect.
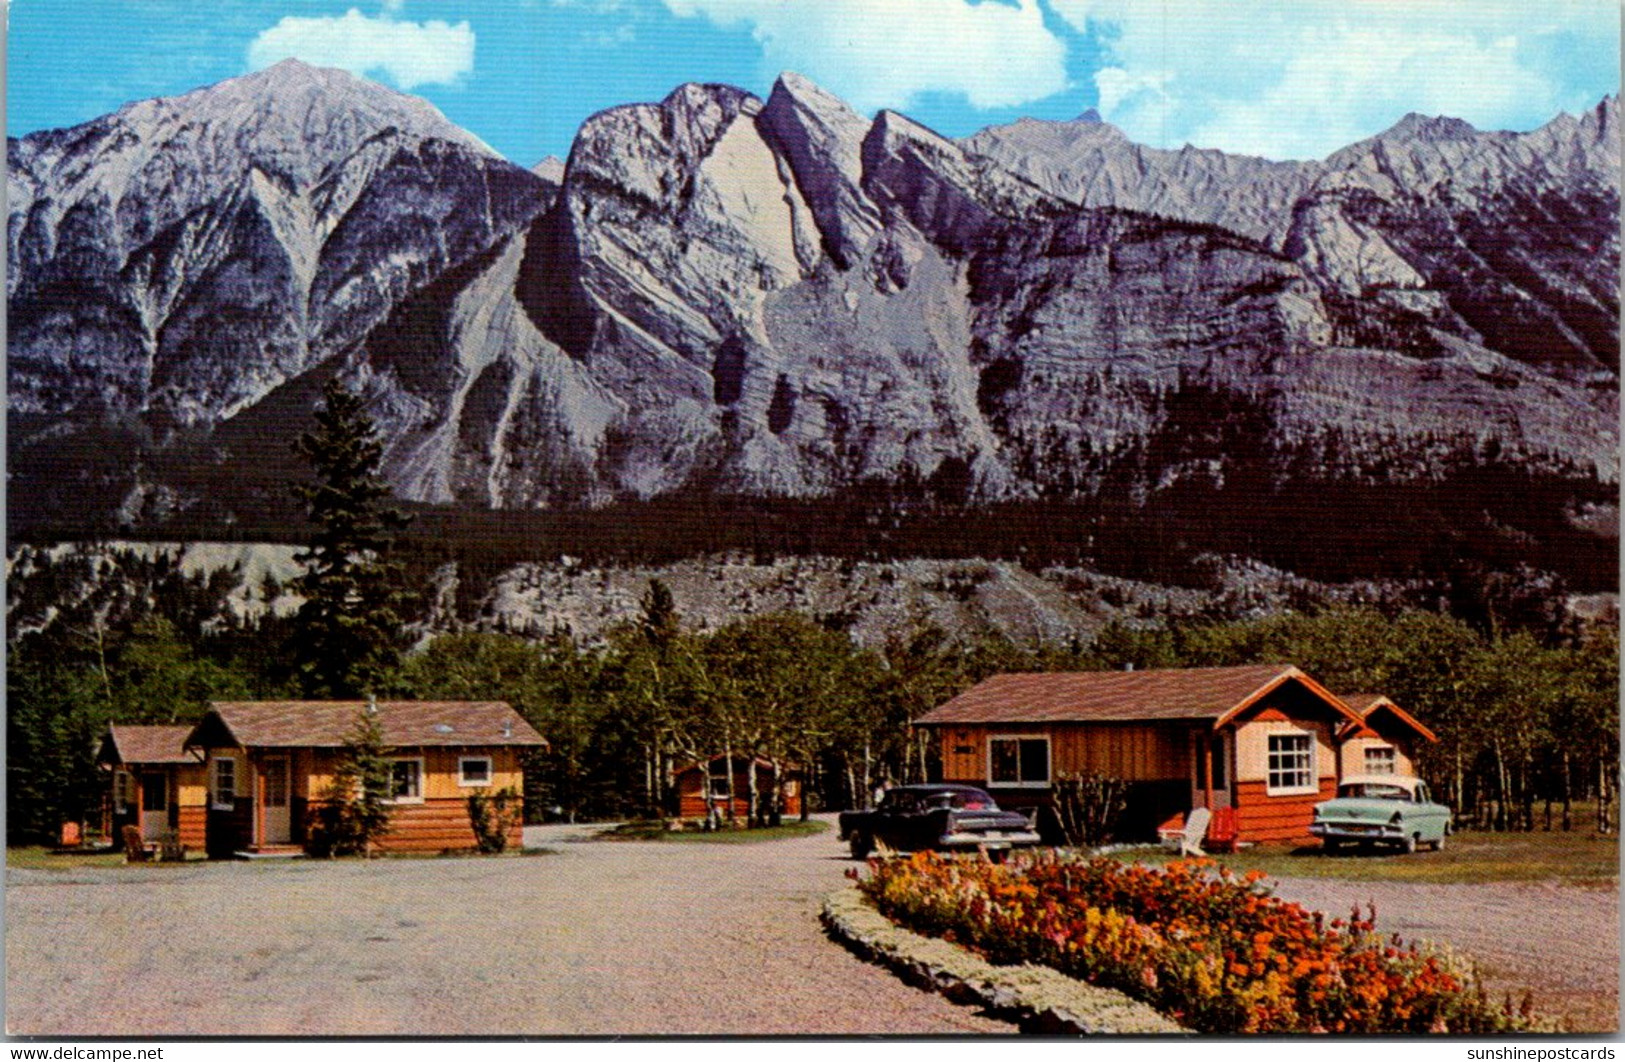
<box><xmin>1207</xmin><ymin>806</ymin><xmax>1239</xmax><ymax>852</ymax></box>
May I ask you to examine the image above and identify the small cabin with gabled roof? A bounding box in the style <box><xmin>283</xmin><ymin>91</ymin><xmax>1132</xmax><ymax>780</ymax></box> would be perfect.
<box><xmin>914</xmin><ymin>664</ymin><xmax>1381</xmax><ymax>844</ymax></box>
<box><xmin>183</xmin><ymin>701</ymin><xmax>546</xmax><ymax>856</ymax></box>
<box><xmin>1334</xmin><ymin>693</ymin><xmax>1438</xmax><ymax>779</ymax></box>
<box><xmin>672</xmin><ymin>754</ymin><xmax>803</xmax><ymax>822</ymax></box>
<box><xmin>98</xmin><ymin>725</ymin><xmax>209</xmax><ymax>853</ymax></box>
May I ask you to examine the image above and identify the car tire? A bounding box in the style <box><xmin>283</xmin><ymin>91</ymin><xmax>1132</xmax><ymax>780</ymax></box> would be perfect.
<box><xmin>849</xmin><ymin>832</ymin><xmax>873</xmax><ymax>860</ymax></box>
<box><xmin>1322</xmin><ymin>839</ymin><xmax>1342</xmax><ymax>854</ymax></box>
<box><xmin>1402</xmin><ymin>833</ymin><xmax>1418</xmax><ymax>854</ymax></box>
<box><xmin>1433</xmin><ymin>833</ymin><xmax>1446</xmax><ymax>852</ymax></box>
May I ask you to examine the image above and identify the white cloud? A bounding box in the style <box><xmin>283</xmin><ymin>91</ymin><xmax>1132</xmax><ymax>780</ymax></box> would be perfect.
<box><xmin>1050</xmin><ymin>0</ymin><xmax>1618</xmax><ymax>158</ymax></box>
<box><xmin>663</xmin><ymin>0</ymin><xmax>1069</xmax><ymax>113</ymax></box>
<box><xmin>247</xmin><ymin>8</ymin><xmax>474</xmax><ymax>90</ymax></box>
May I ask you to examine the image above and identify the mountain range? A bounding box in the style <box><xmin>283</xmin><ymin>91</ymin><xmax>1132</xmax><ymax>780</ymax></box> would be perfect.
<box><xmin>8</xmin><ymin>60</ymin><xmax>1618</xmax><ymax>586</ymax></box>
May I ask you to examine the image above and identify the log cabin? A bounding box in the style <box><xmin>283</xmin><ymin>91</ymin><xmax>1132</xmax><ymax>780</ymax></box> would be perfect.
<box><xmin>1334</xmin><ymin>693</ymin><xmax>1439</xmax><ymax>778</ymax></box>
<box><xmin>183</xmin><ymin>700</ymin><xmax>546</xmax><ymax>856</ymax></box>
<box><xmin>673</xmin><ymin>754</ymin><xmax>803</xmax><ymax>822</ymax></box>
<box><xmin>98</xmin><ymin>725</ymin><xmax>209</xmax><ymax>853</ymax></box>
<box><xmin>914</xmin><ymin>664</ymin><xmax>1390</xmax><ymax>844</ymax></box>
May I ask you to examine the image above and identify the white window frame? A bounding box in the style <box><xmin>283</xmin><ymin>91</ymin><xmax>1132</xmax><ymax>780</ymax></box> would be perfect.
<box><xmin>1363</xmin><ymin>744</ymin><xmax>1397</xmax><ymax>775</ymax></box>
<box><xmin>386</xmin><ymin>757</ymin><xmax>425</xmax><ymax>804</ymax></box>
<box><xmin>113</xmin><ymin>769</ymin><xmax>134</xmax><ymax>811</ymax></box>
<box><xmin>211</xmin><ymin>757</ymin><xmax>237</xmax><ymax>810</ymax></box>
<box><xmin>986</xmin><ymin>734</ymin><xmax>1051</xmax><ymax>788</ymax></box>
<box><xmin>458</xmin><ymin>756</ymin><xmax>494</xmax><ymax>788</ymax></box>
<box><xmin>1266</xmin><ymin>731</ymin><xmax>1317</xmax><ymax>795</ymax></box>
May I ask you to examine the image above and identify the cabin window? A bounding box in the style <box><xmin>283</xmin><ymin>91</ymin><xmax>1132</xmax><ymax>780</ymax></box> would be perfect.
<box><xmin>988</xmin><ymin>735</ymin><xmax>1050</xmax><ymax>788</ymax></box>
<box><xmin>708</xmin><ymin>760</ymin><xmax>732</xmax><ymax>799</ymax></box>
<box><xmin>141</xmin><ymin>772</ymin><xmax>167</xmax><ymax>813</ymax></box>
<box><xmin>459</xmin><ymin>756</ymin><xmax>493</xmax><ymax>787</ymax></box>
<box><xmin>387</xmin><ymin>759</ymin><xmax>424</xmax><ymax>803</ymax></box>
<box><xmin>211</xmin><ymin>758</ymin><xmax>236</xmax><ymax>810</ymax></box>
<box><xmin>113</xmin><ymin>770</ymin><xmax>134</xmax><ymax>811</ymax></box>
<box><xmin>1363</xmin><ymin>745</ymin><xmax>1397</xmax><ymax>775</ymax></box>
<box><xmin>1266</xmin><ymin>732</ymin><xmax>1315</xmax><ymax>794</ymax></box>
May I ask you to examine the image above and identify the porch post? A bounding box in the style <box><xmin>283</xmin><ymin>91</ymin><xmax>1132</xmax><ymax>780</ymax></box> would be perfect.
<box><xmin>132</xmin><ymin>773</ymin><xmax>143</xmax><ymax>838</ymax></box>
<box><xmin>255</xmin><ymin>758</ymin><xmax>266</xmax><ymax>850</ymax></box>
<box><xmin>1202</xmin><ymin>729</ymin><xmax>1214</xmax><ymax>810</ymax></box>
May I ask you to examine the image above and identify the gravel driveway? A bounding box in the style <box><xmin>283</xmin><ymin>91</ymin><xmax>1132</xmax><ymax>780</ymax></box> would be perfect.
<box><xmin>8</xmin><ymin>827</ymin><xmax>1614</xmax><ymax>1035</ymax></box>
<box><xmin>5</xmin><ymin>820</ymin><xmax>1007</xmax><ymax>1037</ymax></box>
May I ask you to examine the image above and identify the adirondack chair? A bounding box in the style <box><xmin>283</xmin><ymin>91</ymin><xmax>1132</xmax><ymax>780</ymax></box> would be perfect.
<box><xmin>1206</xmin><ymin>806</ymin><xmax>1239</xmax><ymax>853</ymax></box>
<box><xmin>1177</xmin><ymin>806</ymin><xmax>1212</xmax><ymax>857</ymax></box>
<box><xmin>120</xmin><ymin>825</ymin><xmax>158</xmax><ymax>863</ymax></box>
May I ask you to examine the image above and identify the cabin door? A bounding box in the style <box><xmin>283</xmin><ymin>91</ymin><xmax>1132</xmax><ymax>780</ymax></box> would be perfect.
<box><xmin>261</xmin><ymin>756</ymin><xmax>292</xmax><ymax>845</ymax></box>
<box><xmin>140</xmin><ymin>772</ymin><xmax>169</xmax><ymax>841</ymax></box>
<box><xmin>1191</xmin><ymin>732</ymin><xmax>1233</xmax><ymax>811</ymax></box>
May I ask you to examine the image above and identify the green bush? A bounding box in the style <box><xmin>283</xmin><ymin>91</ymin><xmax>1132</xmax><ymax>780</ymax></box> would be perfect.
<box><xmin>468</xmin><ymin>787</ymin><xmax>522</xmax><ymax>854</ymax></box>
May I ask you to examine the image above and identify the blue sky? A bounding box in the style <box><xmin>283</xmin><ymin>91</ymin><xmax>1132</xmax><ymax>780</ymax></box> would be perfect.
<box><xmin>8</xmin><ymin>0</ymin><xmax>1619</xmax><ymax>165</ymax></box>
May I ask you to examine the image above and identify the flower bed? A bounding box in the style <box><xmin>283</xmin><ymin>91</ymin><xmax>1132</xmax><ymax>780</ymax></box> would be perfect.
<box><xmin>857</xmin><ymin>851</ymin><xmax>1545</xmax><ymax>1034</ymax></box>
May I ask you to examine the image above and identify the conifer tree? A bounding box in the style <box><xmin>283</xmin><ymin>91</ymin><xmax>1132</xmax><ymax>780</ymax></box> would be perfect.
<box><xmin>289</xmin><ymin>379</ymin><xmax>410</xmax><ymax>698</ymax></box>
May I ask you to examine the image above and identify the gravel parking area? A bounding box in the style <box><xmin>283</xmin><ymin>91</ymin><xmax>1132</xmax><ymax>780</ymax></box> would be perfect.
<box><xmin>5</xmin><ymin>819</ymin><xmax>1007</xmax><ymax>1037</ymax></box>
<box><xmin>8</xmin><ymin>825</ymin><xmax>1614</xmax><ymax>1035</ymax></box>
<box><xmin>1266</xmin><ymin>875</ymin><xmax>1618</xmax><ymax>1032</ymax></box>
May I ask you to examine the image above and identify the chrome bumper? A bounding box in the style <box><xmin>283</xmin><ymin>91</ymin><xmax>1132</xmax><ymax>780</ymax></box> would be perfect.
<box><xmin>1309</xmin><ymin>822</ymin><xmax>1403</xmax><ymax>841</ymax></box>
<box><xmin>937</xmin><ymin>830</ymin><xmax>1042</xmax><ymax>849</ymax></box>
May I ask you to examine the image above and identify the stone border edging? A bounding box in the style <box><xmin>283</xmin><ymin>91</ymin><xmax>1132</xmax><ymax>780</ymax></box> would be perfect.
<box><xmin>821</xmin><ymin>885</ymin><xmax>1187</xmax><ymax>1035</ymax></box>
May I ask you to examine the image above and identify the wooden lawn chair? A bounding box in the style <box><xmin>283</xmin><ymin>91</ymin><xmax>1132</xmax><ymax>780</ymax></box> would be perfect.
<box><xmin>1177</xmin><ymin>806</ymin><xmax>1212</xmax><ymax>857</ymax></box>
<box><xmin>121</xmin><ymin>825</ymin><xmax>158</xmax><ymax>863</ymax></box>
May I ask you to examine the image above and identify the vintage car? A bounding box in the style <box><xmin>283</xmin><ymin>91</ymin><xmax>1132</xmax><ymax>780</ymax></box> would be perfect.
<box><xmin>1310</xmin><ymin>774</ymin><xmax>1452</xmax><ymax>853</ymax></box>
<box><xmin>838</xmin><ymin>783</ymin><xmax>1042</xmax><ymax>859</ymax></box>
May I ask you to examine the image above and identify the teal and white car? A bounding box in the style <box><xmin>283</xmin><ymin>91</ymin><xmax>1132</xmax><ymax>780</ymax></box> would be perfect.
<box><xmin>1309</xmin><ymin>775</ymin><xmax>1452</xmax><ymax>854</ymax></box>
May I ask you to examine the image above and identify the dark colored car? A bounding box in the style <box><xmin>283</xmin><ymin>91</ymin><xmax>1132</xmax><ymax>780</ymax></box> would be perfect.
<box><xmin>837</xmin><ymin>783</ymin><xmax>1042</xmax><ymax>859</ymax></box>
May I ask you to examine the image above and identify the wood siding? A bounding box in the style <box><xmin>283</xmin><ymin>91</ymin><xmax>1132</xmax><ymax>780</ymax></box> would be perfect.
<box><xmin>176</xmin><ymin>805</ymin><xmax>207</xmax><ymax>849</ymax></box>
<box><xmin>1234</xmin><ymin>717</ymin><xmax>1337</xmax><ymax>784</ymax></box>
<box><xmin>299</xmin><ymin>747</ymin><xmax>524</xmax><ymax>801</ymax></box>
<box><xmin>109</xmin><ymin>763</ymin><xmax>209</xmax><ymax>852</ymax></box>
<box><xmin>1053</xmin><ymin>724</ymin><xmax>1189</xmax><ymax>781</ymax></box>
<box><xmin>201</xmin><ymin>745</ymin><xmax>527</xmax><ymax>855</ymax></box>
<box><xmin>675</xmin><ymin>764</ymin><xmax>803</xmax><ymax>820</ymax></box>
<box><xmin>934</xmin><ymin>723</ymin><xmax>1191</xmax><ymax>786</ymax></box>
<box><xmin>1339</xmin><ymin>736</ymin><xmax>1416</xmax><ymax>778</ymax></box>
<box><xmin>1233</xmin><ymin>776</ymin><xmax>1337</xmax><ymax>843</ymax></box>
<box><xmin>294</xmin><ymin>797</ymin><xmax>524</xmax><ymax>853</ymax></box>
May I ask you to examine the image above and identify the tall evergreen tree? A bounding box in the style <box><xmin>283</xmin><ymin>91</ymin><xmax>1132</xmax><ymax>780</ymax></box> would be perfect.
<box><xmin>289</xmin><ymin>379</ymin><xmax>410</xmax><ymax>698</ymax></box>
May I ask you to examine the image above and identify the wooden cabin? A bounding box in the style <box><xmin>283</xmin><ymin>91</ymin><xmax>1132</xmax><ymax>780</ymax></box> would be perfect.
<box><xmin>914</xmin><ymin>665</ymin><xmax>1383</xmax><ymax>844</ymax></box>
<box><xmin>1335</xmin><ymin>693</ymin><xmax>1439</xmax><ymax>778</ymax></box>
<box><xmin>98</xmin><ymin>725</ymin><xmax>209</xmax><ymax>853</ymax></box>
<box><xmin>183</xmin><ymin>701</ymin><xmax>546</xmax><ymax>856</ymax></box>
<box><xmin>673</xmin><ymin>754</ymin><xmax>803</xmax><ymax>822</ymax></box>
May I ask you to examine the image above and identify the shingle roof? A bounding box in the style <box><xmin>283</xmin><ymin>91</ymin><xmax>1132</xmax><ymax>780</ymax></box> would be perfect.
<box><xmin>102</xmin><ymin>725</ymin><xmax>200</xmax><ymax>765</ymax></box>
<box><xmin>1335</xmin><ymin>692</ymin><xmax>1439</xmax><ymax>743</ymax></box>
<box><xmin>1338</xmin><ymin>693</ymin><xmax>1386</xmax><ymax>715</ymax></box>
<box><xmin>190</xmin><ymin>701</ymin><xmax>546</xmax><ymax>749</ymax></box>
<box><xmin>915</xmin><ymin>664</ymin><xmax>1353</xmax><ymax>727</ymax></box>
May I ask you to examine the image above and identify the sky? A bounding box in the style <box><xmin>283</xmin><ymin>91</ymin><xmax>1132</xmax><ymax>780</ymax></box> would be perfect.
<box><xmin>7</xmin><ymin>0</ymin><xmax>1620</xmax><ymax>166</ymax></box>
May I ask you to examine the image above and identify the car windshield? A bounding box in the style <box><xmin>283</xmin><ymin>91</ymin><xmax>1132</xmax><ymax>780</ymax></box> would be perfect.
<box><xmin>914</xmin><ymin>789</ymin><xmax>998</xmax><ymax>811</ymax></box>
<box><xmin>1338</xmin><ymin>783</ymin><xmax>1413</xmax><ymax>801</ymax></box>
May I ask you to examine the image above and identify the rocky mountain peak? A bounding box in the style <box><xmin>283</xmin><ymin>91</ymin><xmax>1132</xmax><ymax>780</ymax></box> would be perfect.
<box><xmin>6</xmin><ymin>71</ymin><xmax>1618</xmax><ymax>571</ymax></box>
<box><xmin>1382</xmin><ymin>111</ymin><xmax>1480</xmax><ymax>143</ymax></box>
<box><xmin>532</xmin><ymin>155</ymin><xmax>567</xmax><ymax>184</ymax></box>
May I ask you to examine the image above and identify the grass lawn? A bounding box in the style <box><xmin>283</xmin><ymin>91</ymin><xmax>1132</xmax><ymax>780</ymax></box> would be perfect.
<box><xmin>1106</xmin><ymin>828</ymin><xmax>1619</xmax><ymax>887</ymax></box>
<box><xmin>599</xmin><ymin>819</ymin><xmax>829</xmax><ymax>844</ymax></box>
<box><xmin>5</xmin><ymin>846</ymin><xmax>198</xmax><ymax>870</ymax></box>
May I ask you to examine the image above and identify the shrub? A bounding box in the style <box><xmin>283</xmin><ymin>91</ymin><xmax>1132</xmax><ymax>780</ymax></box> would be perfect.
<box><xmin>1051</xmin><ymin>770</ymin><xmax>1129</xmax><ymax>847</ymax></box>
<box><xmin>468</xmin><ymin>787</ymin><xmax>522</xmax><ymax>854</ymax></box>
<box><xmin>304</xmin><ymin>710</ymin><xmax>393</xmax><ymax>857</ymax></box>
<box><xmin>858</xmin><ymin>851</ymin><xmax>1546</xmax><ymax>1034</ymax></box>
